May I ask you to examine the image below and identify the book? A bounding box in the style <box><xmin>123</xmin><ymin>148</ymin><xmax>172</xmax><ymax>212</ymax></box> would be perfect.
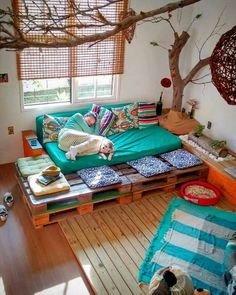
<box><xmin>37</xmin><ymin>173</ymin><xmax>62</xmax><ymax>186</ymax></box>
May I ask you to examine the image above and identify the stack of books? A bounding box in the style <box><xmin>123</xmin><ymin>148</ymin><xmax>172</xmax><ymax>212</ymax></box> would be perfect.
<box><xmin>37</xmin><ymin>173</ymin><xmax>63</xmax><ymax>186</ymax></box>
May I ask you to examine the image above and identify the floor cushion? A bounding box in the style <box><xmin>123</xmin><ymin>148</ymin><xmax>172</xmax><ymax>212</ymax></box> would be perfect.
<box><xmin>127</xmin><ymin>156</ymin><xmax>171</xmax><ymax>177</ymax></box>
<box><xmin>77</xmin><ymin>166</ymin><xmax>121</xmax><ymax>189</ymax></box>
<box><xmin>17</xmin><ymin>154</ymin><xmax>55</xmax><ymax>177</ymax></box>
<box><xmin>160</xmin><ymin>149</ymin><xmax>203</xmax><ymax>169</ymax></box>
<box><xmin>28</xmin><ymin>173</ymin><xmax>70</xmax><ymax>197</ymax></box>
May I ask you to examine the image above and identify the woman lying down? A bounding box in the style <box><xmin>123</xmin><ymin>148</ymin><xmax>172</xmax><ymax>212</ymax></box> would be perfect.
<box><xmin>58</xmin><ymin>111</ymin><xmax>114</xmax><ymax>161</ymax></box>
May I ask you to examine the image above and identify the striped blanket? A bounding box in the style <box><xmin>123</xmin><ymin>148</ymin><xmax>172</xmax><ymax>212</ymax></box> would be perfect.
<box><xmin>138</xmin><ymin>197</ymin><xmax>236</xmax><ymax>295</ymax></box>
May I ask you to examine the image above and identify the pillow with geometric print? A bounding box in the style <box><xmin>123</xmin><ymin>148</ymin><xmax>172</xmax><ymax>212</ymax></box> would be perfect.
<box><xmin>110</xmin><ymin>102</ymin><xmax>139</xmax><ymax>134</ymax></box>
<box><xmin>43</xmin><ymin>114</ymin><xmax>68</xmax><ymax>143</ymax></box>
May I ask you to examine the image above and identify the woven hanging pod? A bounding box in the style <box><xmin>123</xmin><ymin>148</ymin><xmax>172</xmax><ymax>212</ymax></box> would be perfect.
<box><xmin>210</xmin><ymin>25</ymin><xmax>236</xmax><ymax>105</ymax></box>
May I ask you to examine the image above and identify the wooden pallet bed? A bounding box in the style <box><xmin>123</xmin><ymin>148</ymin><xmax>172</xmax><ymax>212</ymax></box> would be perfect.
<box><xmin>15</xmin><ymin>161</ymin><xmax>209</xmax><ymax>228</ymax></box>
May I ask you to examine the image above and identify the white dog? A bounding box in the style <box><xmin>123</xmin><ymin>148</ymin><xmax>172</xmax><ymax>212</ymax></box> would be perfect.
<box><xmin>58</xmin><ymin>129</ymin><xmax>114</xmax><ymax>161</ymax></box>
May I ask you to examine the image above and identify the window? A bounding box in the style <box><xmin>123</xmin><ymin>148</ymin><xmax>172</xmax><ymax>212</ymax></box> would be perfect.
<box><xmin>16</xmin><ymin>0</ymin><xmax>127</xmax><ymax>108</ymax></box>
<box><xmin>22</xmin><ymin>75</ymin><xmax>116</xmax><ymax>106</ymax></box>
<box><xmin>23</xmin><ymin>78</ymin><xmax>71</xmax><ymax>105</ymax></box>
<box><xmin>75</xmin><ymin>75</ymin><xmax>114</xmax><ymax>99</ymax></box>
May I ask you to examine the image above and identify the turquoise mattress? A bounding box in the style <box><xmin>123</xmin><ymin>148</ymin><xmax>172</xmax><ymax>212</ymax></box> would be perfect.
<box><xmin>45</xmin><ymin>125</ymin><xmax>181</xmax><ymax>174</ymax></box>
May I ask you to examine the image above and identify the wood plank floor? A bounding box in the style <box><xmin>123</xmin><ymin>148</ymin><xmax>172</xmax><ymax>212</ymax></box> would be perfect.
<box><xmin>59</xmin><ymin>190</ymin><xmax>236</xmax><ymax>295</ymax></box>
<box><xmin>0</xmin><ymin>163</ymin><xmax>235</xmax><ymax>295</ymax></box>
<box><xmin>0</xmin><ymin>163</ymin><xmax>93</xmax><ymax>295</ymax></box>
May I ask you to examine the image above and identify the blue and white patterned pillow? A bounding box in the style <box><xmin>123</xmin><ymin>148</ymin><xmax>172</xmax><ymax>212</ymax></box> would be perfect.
<box><xmin>77</xmin><ymin>166</ymin><xmax>121</xmax><ymax>189</ymax></box>
<box><xmin>127</xmin><ymin>156</ymin><xmax>171</xmax><ymax>177</ymax></box>
<box><xmin>160</xmin><ymin>149</ymin><xmax>203</xmax><ymax>169</ymax></box>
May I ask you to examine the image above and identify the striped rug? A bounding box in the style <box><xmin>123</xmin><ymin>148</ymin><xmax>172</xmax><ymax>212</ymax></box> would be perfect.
<box><xmin>138</xmin><ymin>197</ymin><xmax>236</xmax><ymax>295</ymax></box>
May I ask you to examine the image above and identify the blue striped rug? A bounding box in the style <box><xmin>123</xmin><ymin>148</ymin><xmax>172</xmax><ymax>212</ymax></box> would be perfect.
<box><xmin>138</xmin><ymin>197</ymin><xmax>236</xmax><ymax>295</ymax></box>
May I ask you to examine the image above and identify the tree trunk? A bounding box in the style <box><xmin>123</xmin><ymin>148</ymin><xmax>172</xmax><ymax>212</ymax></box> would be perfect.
<box><xmin>168</xmin><ymin>31</ymin><xmax>190</xmax><ymax>111</ymax></box>
<box><xmin>172</xmin><ymin>81</ymin><xmax>184</xmax><ymax>111</ymax></box>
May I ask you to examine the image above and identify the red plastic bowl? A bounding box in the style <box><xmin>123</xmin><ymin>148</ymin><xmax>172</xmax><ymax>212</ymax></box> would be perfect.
<box><xmin>179</xmin><ymin>180</ymin><xmax>221</xmax><ymax>206</ymax></box>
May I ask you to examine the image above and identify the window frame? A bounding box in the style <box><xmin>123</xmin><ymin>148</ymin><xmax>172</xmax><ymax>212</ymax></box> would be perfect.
<box><xmin>20</xmin><ymin>74</ymin><xmax>120</xmax><ymax>111</ymax></box>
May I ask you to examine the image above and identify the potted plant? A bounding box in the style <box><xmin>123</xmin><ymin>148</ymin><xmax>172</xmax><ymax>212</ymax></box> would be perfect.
<box><xmin>194</xmin><ymin>124</ymin><xmax>205</xmax><ymax>137</ymax></box>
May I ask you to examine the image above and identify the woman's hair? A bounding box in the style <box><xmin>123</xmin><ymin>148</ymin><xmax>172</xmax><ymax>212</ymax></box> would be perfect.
<box><xmin>84</xmin><ymin>111</ymin><xmax>97</xmax><ymax>120</ymax></box>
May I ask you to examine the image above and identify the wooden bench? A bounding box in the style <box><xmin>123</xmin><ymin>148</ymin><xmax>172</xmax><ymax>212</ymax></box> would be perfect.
<box><xmin>16</xmin><ymin>160</ymin><xmax>208</xmax><ymax>228</ymax></box>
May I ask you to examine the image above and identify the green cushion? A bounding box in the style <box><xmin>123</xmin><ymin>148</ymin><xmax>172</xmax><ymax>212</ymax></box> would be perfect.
<box><xmin>45</xmin><ymin>125</ymin><xmax>181</xmax><ymax>174</ymax></box>
<box><xmin>17</xmin><ymin>154</ymin><xmax>55</xmax><ymax>177</ymax></box>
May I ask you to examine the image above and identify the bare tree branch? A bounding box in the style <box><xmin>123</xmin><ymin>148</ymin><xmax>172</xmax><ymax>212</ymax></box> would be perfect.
<box><xmin>190</xmin><ymin>80</ymin><xmax>212</xmax><ymax>85</ymax></box>
<box><xmin>198</xmin><ymin>5</ymin><xmax>226</xmax><ymax>60</ymax></box>
<box><xmin>183</xmin><ymin>57</ymin><xmax>210</xmax><ymax>85</ymax></box>
<box><xmin>191</xmin><ymin>72</ymin><xmax>211</xmax><ymax>82</ymax></box>
<box><xmin>0</xmin><ymin>0</ymin><xmax>201</xmax><ymax>50</ymax></box>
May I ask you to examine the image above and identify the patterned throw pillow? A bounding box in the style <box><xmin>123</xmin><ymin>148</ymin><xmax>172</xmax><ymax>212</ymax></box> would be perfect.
<box><xmin>160</xmin><ymin>149</ymin><xmax>203</xmax><ymax>169</ymax></box>
<box><xmin>127</xmin><ymin>156</ymin><xmax>171</xmax><ymax>177</ymax></box>
<box><xmin>43</xmin><ymin>114</ymin><xmax>68</xmax><ymax>143</ymax></box>
<box><xmin>77</xmin><ymin>166</ymin><xmax>121</xmax><ymax>188</ymax></box>
<box><xmin>89</xmin><ymin>103</ymin><xmax>116</xmax><ymax>136</ymax></box>
<box><xmin>138</xmin><ymin>102</ymin><xmax>158</xmax><ymax>129</ymax></box>
<box><xmin>110</xmin><ymin>103</ymin><xmax>139</xmax><ymax>134</ymax></box>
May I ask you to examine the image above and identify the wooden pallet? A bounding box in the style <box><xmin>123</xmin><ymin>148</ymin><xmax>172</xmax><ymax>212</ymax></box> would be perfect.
<box><xmin>16</xmin><ymin>168</ymin><xmax>132</xmax><ymax>228</ymax></box>
<box><xmin>114</xmin><ymin>162</ymin><xmax>209</xmax><ymax>200</ymax></box>
<box><xmin>15</xmin><ymin>160</ymin><xmax>208</xmax><ymax>228</ymax></box>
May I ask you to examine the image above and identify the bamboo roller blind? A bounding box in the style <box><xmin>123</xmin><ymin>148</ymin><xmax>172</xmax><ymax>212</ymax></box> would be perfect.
<box><xmin>15</xmin><ymin>0</ymin><xmax>128</xmax><ymax>80</ymax></box>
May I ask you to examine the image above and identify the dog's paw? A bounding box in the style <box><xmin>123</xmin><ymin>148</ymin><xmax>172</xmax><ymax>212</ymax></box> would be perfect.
<box><xmin>65</xmin><ymin>151</ymin><xmax>71</xmax><ymax>160</ymax></box>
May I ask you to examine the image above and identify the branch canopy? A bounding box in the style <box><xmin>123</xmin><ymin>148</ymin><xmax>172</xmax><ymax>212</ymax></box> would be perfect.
<box><xmin>0</xmin><ymin>0</ymin><xmax>201</xmax><ymax>50</ymax></box>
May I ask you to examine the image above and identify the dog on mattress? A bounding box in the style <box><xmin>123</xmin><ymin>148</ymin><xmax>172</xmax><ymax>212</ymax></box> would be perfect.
<box><xmin>58</xmin><ymin>128</ymin><xmax>114</xmax><ymax>161</ymax></box>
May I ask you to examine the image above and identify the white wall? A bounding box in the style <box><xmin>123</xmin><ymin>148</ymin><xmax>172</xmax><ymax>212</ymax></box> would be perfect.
<box><xmin>0</xmin><ymin>0</ymin><xmax>235</xmax><ymax>165</ymax></box>
<box><xmin>183</xmin><ymin>0</ymin><xmax>236</xmax><ymax>151</ymax></box>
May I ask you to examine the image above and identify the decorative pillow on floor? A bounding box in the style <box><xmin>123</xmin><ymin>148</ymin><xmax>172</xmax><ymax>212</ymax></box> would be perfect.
<box><xmin>43</xmin><ymin>114</ymin><xmax>68</xmax><ymax>143</ymax></box>
<box><xmin>17</xmin><ymin>154</ymin><xmax>55</xmax><ymax>177</ymax></box>
<box><xmin>89</xmin><ymin>103</ymin><xmax>116</xmax><ymax>136</ymax></box>
<box><xmin>160</xmin><ymin>149</ymin><xmax>203</xmax><ymax>169</ymax></box>
<box><xmin>77</xmin><ymin>166</ymin><xmax>121</xmax><ymax>188</ymax></box>
<box><xmin>110</xmin><ymin>103</ymin><xmax>139</xmax><ymax>134</ymax></box>
<box><xmin>138</xmin><ymin>102</ymin><xmax>158</xmax><ymax>129</ymax></box>
<box><xmin>127</xmin><ymin>156</ymin><xmax>171</xmax><ymax>177</ymax></box>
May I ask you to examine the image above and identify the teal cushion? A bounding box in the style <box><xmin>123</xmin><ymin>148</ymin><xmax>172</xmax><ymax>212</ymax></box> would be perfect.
<box><xmin>45</xmin><ymin>125</ymin><xmax>181</xmax><ymax>174</ymax></box>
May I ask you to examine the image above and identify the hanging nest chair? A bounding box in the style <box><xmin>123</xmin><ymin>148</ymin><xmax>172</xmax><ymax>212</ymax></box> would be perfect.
<box><xmin>210</xmin><ymin>25</ymin><xmax>236</xmax><ymax>105</ymax></box>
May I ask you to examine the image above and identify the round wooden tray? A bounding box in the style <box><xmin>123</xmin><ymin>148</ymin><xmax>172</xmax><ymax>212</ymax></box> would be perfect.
<box><xmin>179</xmin><ymin>180</ymin><xmax>221</xmax><ymax>206</ymax></box>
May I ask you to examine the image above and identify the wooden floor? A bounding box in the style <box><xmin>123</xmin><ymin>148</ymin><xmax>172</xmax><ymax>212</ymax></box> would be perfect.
<box><xmin>59</xmin><ymin>190</ymin><xmax>236</xmax><ymax>295</ymax></box>
<box><xmin>0</xmin><ymin>163</ymin><xmax>93</xmax><ymax>295</ymax></box>
<box><xmin>0</xmin><ymin>163</ymin><xmax>235</xmax><ymax>295</ymax></box>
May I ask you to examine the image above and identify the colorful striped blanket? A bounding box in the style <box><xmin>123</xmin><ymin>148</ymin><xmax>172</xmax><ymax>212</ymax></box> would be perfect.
<box><xmin>138</xmin><ymin>197</ymin><xmax>236</xmax><ymax>295</ymax></box>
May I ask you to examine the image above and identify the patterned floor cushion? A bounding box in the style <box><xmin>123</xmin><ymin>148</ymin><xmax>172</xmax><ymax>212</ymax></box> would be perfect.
<box><xmin>17</xmin><ymin>154</ymin><xmax>55</xmax><ymax>177</ymax></box>
<box><xmin>160</xmin><ymin>149</ymin><xmax>203</xmax><ymax>169</ymax></box>
<box><xmin>77</xmin><ymin>166</ymin><xmax>122</xmax><ymax>189</ymax></box>
<box><xmin>127</xmin><ymin>156</ymin><xmax>171</xmax><ymax>177</ymax></box>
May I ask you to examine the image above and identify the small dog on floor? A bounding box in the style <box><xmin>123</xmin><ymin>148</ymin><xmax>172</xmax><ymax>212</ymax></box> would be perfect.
<box><xmin>66</xmin><ymin>135</ymin><xmax>114</xmax><ymax>161</ymax></box>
